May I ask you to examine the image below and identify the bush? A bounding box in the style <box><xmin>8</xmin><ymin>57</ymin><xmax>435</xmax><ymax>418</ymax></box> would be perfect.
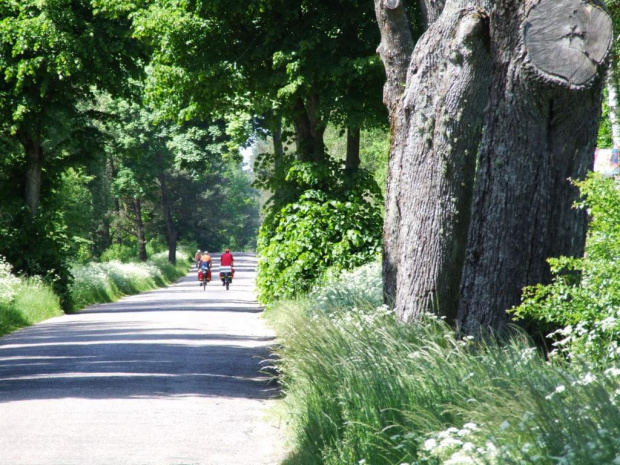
<box><xmin>513</xmin><ymin>174</ymin><xmax>620</xmax><ymax>367</ymax></box>
<box><xmin>69</xmin><ymin>250</ymin><xmax>189</xmax><ymax>311</ymax></box>
<box><xmin>256</xmin><ymin>161</ymin><xmax>383</xmax><ymax>303</ymax></box>
<box><xmin>268</xmin><ymin>263</ymin><xmax>620</xmax><ymax>465</ymax></box>
<box><xmin>100</xmin><ymin>243</ymin><xmax>140</xmax><ymax>263</ymax></box>
<box><xmin>0</xmin><ymin>257</ymin><xmax>63</xmax><ymax>337</ymax></box>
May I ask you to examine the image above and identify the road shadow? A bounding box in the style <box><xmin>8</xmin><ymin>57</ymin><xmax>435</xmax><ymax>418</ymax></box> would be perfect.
<box><xmin>0</xmin><ymin>321</ymin><xmax>279</xmax><ymax>403</ymax></box>
<box><xmin>0</xmin><ymin>252</ymin><xmax>281</xmax><ymax>404</ymax></box>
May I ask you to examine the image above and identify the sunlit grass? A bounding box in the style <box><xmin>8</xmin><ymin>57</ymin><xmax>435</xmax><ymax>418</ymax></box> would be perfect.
<box><xmin>69</xmin><ymin>251</ymin><xmax>190</xmax><ymax>311</ymax></box>
<box><xmin>267</xmin><ymin>264</ymin><xmax>620</xmax><ymax>465</ymax></box>
<box><xmin>0</xmin><ymin>262</ymin><xmax>63</xmax><ymax>337</ymax></box>
<box><xmin>0</xmin><ymin>251</ymin><xmax>190</xmax><ymax>337</ymax></box>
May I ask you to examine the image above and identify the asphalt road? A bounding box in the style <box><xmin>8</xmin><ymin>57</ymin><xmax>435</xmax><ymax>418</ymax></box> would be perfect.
<box><xmin>0</xmin><ymin>253</ymin><xmax>286</xmax><ymax>465</ymax></box>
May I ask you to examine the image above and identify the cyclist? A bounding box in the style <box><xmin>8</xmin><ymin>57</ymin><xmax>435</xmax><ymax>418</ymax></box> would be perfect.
<box><xmin>194</xmin><ymin>249</ymin><xmax>202</xmax><ymax>268</ymax></box>
<box><xmin>219</xmin><ymin>248</ymin><xmax>234</xmax><ymax>286</ymax></box>
<box><xmin>199</xmin><ymin>251</ymin><xmax>212</xmax><ymax>283</ymax></box>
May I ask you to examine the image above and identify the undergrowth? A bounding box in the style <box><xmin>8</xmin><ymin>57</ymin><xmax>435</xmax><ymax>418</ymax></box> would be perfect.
<box><xmin>69</xmin><ymin>251</ymin><xmax>190</xmax><ymax>311</ymax></box>
<box><xmin>0</xmin><ymin>257</ymin><xmax>63</xmax><ymax>336</ymax></box>
<box><xmin>267</xmin><ymin>263</ymin><xmax>620</xmax><ymax>465</ymax></box>
<box><xmin>0</xmin><ymin>251</ymin><xmax>190</xmax><ymax>336</ymax></box>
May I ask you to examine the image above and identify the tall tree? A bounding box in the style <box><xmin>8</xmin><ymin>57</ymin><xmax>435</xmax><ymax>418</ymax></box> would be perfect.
<box><xmin>457</xmin><ymin>0</ymin><xmax>612</xmax><ymax>333</ymax></box>
<box><xmin>375</xmin><ymin>0</ymin><xmax>612</xmax><ymax>331</ymax></box>
<box><xmin>0</xmin><ymin>0</ymin><xmax>143</xmax><ymax>216</ymax></box>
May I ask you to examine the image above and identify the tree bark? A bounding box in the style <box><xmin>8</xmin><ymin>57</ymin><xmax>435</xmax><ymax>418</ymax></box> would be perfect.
<box><xmin>345</xmin><ymin>126</ymin><xmax>361</xmax><ymax>173</ymax></box>
<box><xmin>292</xmin><ymin>95</ymin><xmax>327</xmax><ymax>162</ymax></box>
<box><xmin>133</xmin><ymin>197</ymin><xmax>148</xmax><ymax>262</ymax></box>
<box><xmin>108</xmin><ymin>157</ymin><xmax>123</xmax><ymax>245</ymax></box>
<box><xmin>457</xmin><ymin>0</ymin><xmax>611</xmax><ymax>334</ymax></box>
<box><xmin>273</xmin><ymin>118</ymin><xmax>285</xmax><ymax>173</ymax></box>
<box><xmin>374</xmin><ymin>0</ymin><xmax>417</xmax><ymax>303</ymax></box>
<box><xmin>376</xmin><ymin>0</ymin><xmax>493</xmax><ymax>321</ymax></box>
<box><xmin>420</xmin><ymin>0</ymin><xmax>447</xmax><ymax>28</ymax></box>
<box><xmin>157</xmin><ymin>171</ymin><xmax>178</xmax><ymax>265</ymax></box>
<box><xmin>21</xmin><ymin>136</ymin><xmax>44</xmax><ymax>217</ymax></box>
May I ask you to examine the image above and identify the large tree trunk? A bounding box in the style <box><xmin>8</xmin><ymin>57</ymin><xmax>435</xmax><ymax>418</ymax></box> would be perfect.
<box><xmin>374</xmin><ymin>0</ymin><xmax>416</xmax><ymax>303</ymax></box>
<box><xmin>457</xmin><ymin>0</ymin><xmax>611</xmax><ymax>334</ymax></box>
<box><xmin>273</xmin><ymin>118</ymin><xmax>285</xmax><ymax>173</ymax></box>
<box><xmin>157</xmin><ymin>171</ymin><xmax>178</xmax><ymax>265</ymax></box>
<box><xmin>376</xmin><ymin>0</ymin><xmax>493</xmax><ymax>321</ymax></box>
<box><xmin>133</xmin><ymin>198</ymin><xmax>148</xmax><ymax>262</ymax></box>
<box><xmin>345</xmin><ymin>126</ymin><xmax>361</xmax><ymax>173</ymax></box>
<box><xmin>108</xmin><ymin>157</ymin><xmax>123</xmax><ymax>245</ymax></box>
<box><xmin>21</xmin><ymin>136</ymin><xmax>44</xmax><ymax>217</ymax></box>
<box><xmin>292</xmin><ymin>95</ymin><xmax>327</xmax><ymax>162</ymax></box>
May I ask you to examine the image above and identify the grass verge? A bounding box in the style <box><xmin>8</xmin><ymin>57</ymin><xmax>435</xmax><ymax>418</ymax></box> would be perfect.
<box><xmin>0</xmin><ymin>278</ymin><xmax>63</xmax><ymax>337</ymax></box>
<box><xmin>69</xmin><ymin>251</ymin><xmax>190</xmax><ymax>311</ymax></box>
<box><xmin>0</xmin><ymin>251</ymin><xmax>190</xmax><ymax>337</ymax></box>
<box><xmin>266</xmin><ymin>262</ymin><xmax>620</xmax><ymax>465</ymax></box>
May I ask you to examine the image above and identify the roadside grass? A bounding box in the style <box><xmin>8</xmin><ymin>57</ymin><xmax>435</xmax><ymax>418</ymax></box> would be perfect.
<box><xmin>69</xmin><ymin>251</ymin><xmax>190</xmax><ymax>311</ymax></box>
<box><xmin>0</xmin><ymin>251</ymin><xmax>190</xmax><ymax>337</ymax></box>
<box><xmin>0</xmin><ymin>270</ymin><xmax>63</xmax><ymax>337</ymax></box>
<box><xmin>267</xmin><ymin>262</ymin><xmax>620</xmax><ymax>465</ymax></box>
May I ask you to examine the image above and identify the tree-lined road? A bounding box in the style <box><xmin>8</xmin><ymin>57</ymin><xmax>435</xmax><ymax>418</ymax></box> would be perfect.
<box><xmin>0</xmin><ymin>253</ymin><xmax>286</xmax><ymax>465</ymax></box>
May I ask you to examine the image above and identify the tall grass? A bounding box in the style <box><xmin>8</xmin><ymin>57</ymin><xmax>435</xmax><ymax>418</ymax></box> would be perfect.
<box><xmin>69</xmin><ymin>251</ymin><xmax>190</xmax><ymax>311</ymax></box>
<box><xmin>0</xmin><ymin>251</ymin><xmax>190</xmax><ymax>336</ymax></box>
<box><xmin>0</xmin><ymin>257</ymin><xmax>63</xmax><ymax>336</ymax></box>
<box><xmin>267</xmin><ymin>263</ymin><xmax>620</xmax><ymax>465</ymax></box>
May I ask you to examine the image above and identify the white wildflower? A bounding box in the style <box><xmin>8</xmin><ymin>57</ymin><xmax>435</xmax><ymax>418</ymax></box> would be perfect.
<box><xmin>424</xmin><ymin>438</ymin><xmax>438</xmax><ymax>451</ymax></box>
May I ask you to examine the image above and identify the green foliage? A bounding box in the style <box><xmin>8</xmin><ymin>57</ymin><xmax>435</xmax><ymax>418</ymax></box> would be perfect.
<box><xmin>0</xmin><ymin>257</ymin><xmax>63</xmax><ymax>337</ymax></box>
<box><xmin>267</xmin><ymin>264</ymin><xmax>620</xmax><ymax>465</ymax></box>
<box><xmin>0</xmin><ymin>208</ymin><xmax>75</xmax><ymax>309</ymax></box>
<box><xmin>69</xmin><ymin>250</ymin><xmax>189</xmax><ymax>311</ymax></box>
<box><xmin>324</xmin><ymin>125</ymin><xmax>390</xmax><ymax>195</ymax></box>
<box><xmin>256</xmin><ymin>160</ymin><xmax>382</xmax><ymax>303</ymax></box>
<box><xmin>513</xmin><ymin>174</ymin><xmax>620</xmax><ymax>367</ymax></box>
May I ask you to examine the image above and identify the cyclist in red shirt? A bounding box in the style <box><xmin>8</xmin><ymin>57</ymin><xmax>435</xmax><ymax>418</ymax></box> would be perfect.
<box><xmin>219</xmin><ymin>248</ymin><xmax>234</xmax><ymax>286</ymax></box>
<box><xmin>220</xmin><ymin>248</ymin><xmax>234</xmax><ymax>267</ymax></box>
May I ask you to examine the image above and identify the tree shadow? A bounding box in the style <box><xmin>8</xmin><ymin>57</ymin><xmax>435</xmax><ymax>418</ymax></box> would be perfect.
<box><xmin>0</xmin><ymin>321</ymin><xmax>280</xmax><ymax>403</ymax></box>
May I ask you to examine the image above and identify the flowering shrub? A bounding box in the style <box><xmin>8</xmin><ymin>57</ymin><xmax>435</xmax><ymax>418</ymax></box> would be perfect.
<box><xmin>513</xmin><ymin>174</ymin><xmax>620</xmax><ymax>367</ymax></box>
<box><xmin>69</xmin><ymin>250</ymin><xmax>189</xmax><ymax>310</ymax></box>
<box><xmin>308</xmin><ymin>260</ymin><xmax>382</xmax><ymax>313</ymax></box>
<box><xmin>269</xmin><ymin>260</ymin><xmax>620</xmax><ymax>465</ymax></box>
<box><xmin>0</xmin><ymin>256</ymin><xmax>63</xmax><ymax>336</ymax></box>
<box><xmin>0</xmin><ymin>256</ymin><xmax>21</xmax><ymax>305</ymax></box>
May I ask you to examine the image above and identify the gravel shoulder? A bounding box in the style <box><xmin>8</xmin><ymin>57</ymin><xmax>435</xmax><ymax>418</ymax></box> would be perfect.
<box><xmin>0</xmin><ymin>253</ymin><xmax>287</xmax><ymax>465</ymax></box>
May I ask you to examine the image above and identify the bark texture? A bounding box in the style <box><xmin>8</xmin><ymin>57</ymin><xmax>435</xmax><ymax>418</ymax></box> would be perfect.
<box><xmin>374</xmin><ymin>0</ymin><xmax>416</xmax><ymax>302</ymax></box>
<box><xmin>345</xmin><ymin>126</ymin><xmax>361</xmax><ymax>173</ymax></box>
<box><xmin>157</xmin><ymin>171</ymin><xmax>178</xmax><ymax>265</ymax></box>
<box><xmin>133</xmin><ymin>198</ymin><xmax>148</xmax><ymax>262</ymax></box>
<box><xmin>457</xmin><ymin>0</ymin><xmax>610</xmax><ymax>334</ymax></box>
<box><xmin>393</xmin><ymin>1</ymin><xmax>493</xmax><ymax>322</ymax></box>
<box><xmin>377</xmin><ymin>0</ymin><xmax>493</xmax><ymax>320</ymax></box>
<box><xmin>293</xmin><ymin>95</ymin><xmax>327</xmax><ymax>162</ymax></box>
<box><xmin>21</xmin><ymin>136</ymin><xmax>43</xmax><ymax>217</ymax></box>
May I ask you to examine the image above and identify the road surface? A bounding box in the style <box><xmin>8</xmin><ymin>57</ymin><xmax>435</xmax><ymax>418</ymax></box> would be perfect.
<box><xmin>0</xmin><ymin>253</ymin><xmax>286</xmax><ymax>465</ymax></box>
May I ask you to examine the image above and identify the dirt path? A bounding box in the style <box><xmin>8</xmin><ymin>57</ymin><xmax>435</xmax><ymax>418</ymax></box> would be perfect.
<box><xmin>0</xmin><ymin>253</ymin><xmax>287</xmax><ymax>465</ymax></box>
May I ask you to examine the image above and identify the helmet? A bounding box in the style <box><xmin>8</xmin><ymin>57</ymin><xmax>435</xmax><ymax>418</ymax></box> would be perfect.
<box><xmin>197</xmin><ymin>249</ymin><xmax>201</xmax><ymax>252</ymax></box>
<box><xmin>225</xmin><ymin>248</ymin><xmax>230</xmax><ymax>253</ymax></box>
